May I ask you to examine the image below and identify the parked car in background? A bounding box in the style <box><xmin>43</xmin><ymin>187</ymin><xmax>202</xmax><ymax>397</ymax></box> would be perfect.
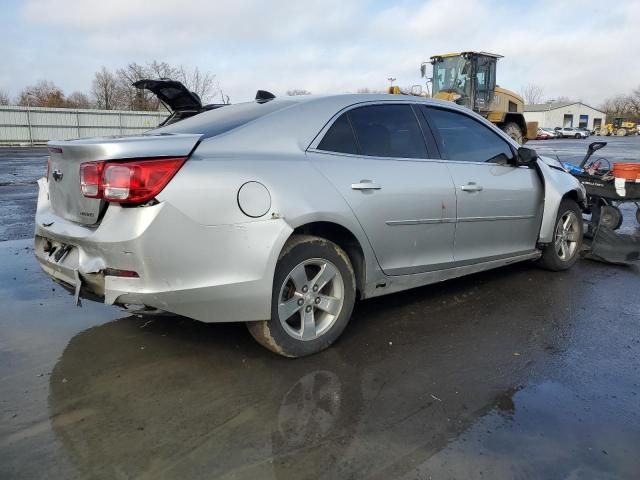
<box><xmin>35</xmin><ymin>94</ymin><xmax>586</xmax><ymax>357</ymax></box>
<box><xmin>555</xmin><ymin>127</ymin><xmax>588</xmax><ymax>138</ymax></box>
<box><xmin>540</xmin><ymin>128</ymin><xmax>558</xmax><ymax>139</ymax></box>
<box><xmin>536</xmin><ymin>128</ymin><xmax>553</xmax><ymax>140</ymax></box>
<box><xmin>576</xmin><ymin>127</ymin><xmax>591</xmax><ymax>137</ymax></box>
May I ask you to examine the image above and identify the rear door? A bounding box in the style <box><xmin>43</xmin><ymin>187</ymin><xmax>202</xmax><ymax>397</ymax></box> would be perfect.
<box><xmin>308</xmin><ymin>103</ymin><xmax>457</xmax><ymax>276</ymax></box>
<box><xmin>421</xmin><ymin>106</ymin><xmax>543</xmax><ymax>264</ymax></box>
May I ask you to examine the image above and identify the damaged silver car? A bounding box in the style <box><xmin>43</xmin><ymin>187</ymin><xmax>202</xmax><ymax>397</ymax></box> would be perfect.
<box><xmin>35</xmin><ymin>94</ymin><xmax>586</xmax><ymax>357</ymax></box>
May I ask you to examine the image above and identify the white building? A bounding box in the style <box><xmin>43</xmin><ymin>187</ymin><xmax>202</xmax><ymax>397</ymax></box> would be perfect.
<box><xmin>524</xmin><ymin>102</ymin><xmax>606</xmax><ymax>131</ymax></box>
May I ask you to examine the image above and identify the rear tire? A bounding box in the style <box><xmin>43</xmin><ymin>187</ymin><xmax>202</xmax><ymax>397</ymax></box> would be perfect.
<box><xmin>575</xmin><ymin>133</ymin><xmax>581</xmax><ymax>139</ymax></box>
<box><xmin>539</xmin><ymin>199</ymin><xmax>583</xmax><ymax>271</ymax></box>
<box><xmin>247</xmin><ymin>235</ymin><xmax>356</xmax><ymax>358</ymax></box>
<box><xmin>501</xmin><ymin>122</ymin><xmax>524</xmax><ymax>145</ymax></box>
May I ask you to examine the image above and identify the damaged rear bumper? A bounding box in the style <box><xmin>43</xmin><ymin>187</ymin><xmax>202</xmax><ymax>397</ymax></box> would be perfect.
<box><xmin>34</xmin><ymin>178</ymin><xmax>293</xmax><ymax>323</ymax></box>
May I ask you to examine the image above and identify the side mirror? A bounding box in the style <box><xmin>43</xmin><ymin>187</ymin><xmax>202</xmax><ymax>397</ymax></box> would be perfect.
<box><xmin>517</xmin><ymin>147</ymin><xmax>538</xmax><ymax>166</ymax></box>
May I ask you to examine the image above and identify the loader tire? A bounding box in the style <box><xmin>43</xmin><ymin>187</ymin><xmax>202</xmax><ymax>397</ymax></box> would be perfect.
<box><xmin>502</xmin><ymin>122</ymin><xmax>523</xmax><ymax>145</ymax></box>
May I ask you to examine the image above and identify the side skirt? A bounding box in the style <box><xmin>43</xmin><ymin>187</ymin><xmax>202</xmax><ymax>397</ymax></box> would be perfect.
<box><xmin>363</xmin><ymin>250</ymin><xmax>542</xmax><ymax>299</ymax></box>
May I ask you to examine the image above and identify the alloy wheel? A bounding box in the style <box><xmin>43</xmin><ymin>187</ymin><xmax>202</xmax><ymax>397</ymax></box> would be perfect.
<box><xmin>554</xmin><ymin>210</ymin><xmax>580</xmax><ymax>261</ymax></box>
<box><xmin>277</xmin><ymin>258</ymin><xmax>345</xmax><ymax>341</ymax></box>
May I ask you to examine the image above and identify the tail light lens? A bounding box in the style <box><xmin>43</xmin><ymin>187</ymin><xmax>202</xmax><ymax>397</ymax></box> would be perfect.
<box><xmin>80</xmin><ymin>161</ymin><xmax>105</xmax><ymax>198</ymax></box>
<box><xmin>79</xmin><ymin>157</ymin><xmax>186</xmax><ymax>205</ymax></box>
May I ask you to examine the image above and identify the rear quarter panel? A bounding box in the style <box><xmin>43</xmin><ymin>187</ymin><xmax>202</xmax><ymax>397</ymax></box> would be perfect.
<box><xmin>156</xmin><ymin>149</ymin><xmax>381</xmax><ymax>287</ymax></box>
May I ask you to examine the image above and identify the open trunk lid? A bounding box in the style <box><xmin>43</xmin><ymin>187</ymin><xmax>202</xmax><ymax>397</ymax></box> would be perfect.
<box><xmin>133</xmin><ymin>79</ymin><xmax>202</xmax><ymax>113</ymax></box>
<box><xmin>47</xmin><ymin>133</ymin><xmax>202</xmax><ymax>225</ymax></box>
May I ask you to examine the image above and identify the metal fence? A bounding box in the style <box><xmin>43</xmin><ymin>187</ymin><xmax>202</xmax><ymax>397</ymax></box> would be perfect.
<box><xmin>0</xmin><ymin>105</ymin><xmax>169</xmax><ymax>145</ymax></box>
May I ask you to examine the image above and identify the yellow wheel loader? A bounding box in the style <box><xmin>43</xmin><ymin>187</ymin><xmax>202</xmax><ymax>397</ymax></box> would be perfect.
<box><xmin>598</xmin><ymin>117</ymin><xmax>638</xmax><ymax>137</ymax></box>
<box><xmin>389</xmin><ymin>52</ymin><xmax>536</xmax><ymax>144</ymax></box>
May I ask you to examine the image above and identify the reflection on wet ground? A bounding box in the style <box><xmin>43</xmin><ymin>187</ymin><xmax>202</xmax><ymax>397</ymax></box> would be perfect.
<box><xmin>2</xmin><ymin>238</ymin><xmax>639</xmax><ymax>479</ymax></box>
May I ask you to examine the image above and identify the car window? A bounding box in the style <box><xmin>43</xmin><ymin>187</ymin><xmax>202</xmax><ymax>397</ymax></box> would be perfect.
<box><xmin>348</xmin><ymin>104</ymin><xmax>427</xmax><ymax>159</ymax></box>
<box><xmin>423</xmin><ymin>107</ymin><xmax>514</xmax><ymax>163</ymax></box>
<box><xmin>152</xmin><ymin>99</ymin><xmax>296</xmax><ymax>139</ymax></box>
<box><xmin>317</xmin><ymin>113</ymin><xmax>358</xmax><ymax>154</ymax></box>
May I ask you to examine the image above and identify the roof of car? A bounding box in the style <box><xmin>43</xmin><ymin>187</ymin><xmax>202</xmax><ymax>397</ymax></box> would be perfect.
<box><xmin>167</xmin><ymin>93</ymin><xmax>517</xmax><ymax>157</ymax></box>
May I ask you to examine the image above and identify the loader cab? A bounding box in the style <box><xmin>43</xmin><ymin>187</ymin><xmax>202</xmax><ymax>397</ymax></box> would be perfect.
<box><xmin>429</xmin><ymin>52</ymin><xmax>499</xmax><ymax>113</ymax></box>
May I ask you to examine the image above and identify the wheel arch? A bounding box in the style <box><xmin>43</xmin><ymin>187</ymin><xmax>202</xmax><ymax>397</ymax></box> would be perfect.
<box><xmin>562</xmin><ymin>188</ymin><xmax>587</xmax><ymax>209</ymax></box>
<box><xmin>288</xmin><ymin>221</ymin><xmax>369</xmax><ymax>299</ymax></box>
<box><xmin>535</xmin><ymin>160</ymin><xmax>587</xmax><ymax>244</ymax></box>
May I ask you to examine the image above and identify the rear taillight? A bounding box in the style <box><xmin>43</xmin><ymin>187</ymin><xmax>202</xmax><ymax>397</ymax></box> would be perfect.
<box><xmin>80</xmin><ymin>161</ymin><xmax>105</xmax><ymax>198</ymax></box>
<box><xmin>79</xmin><ymin>157</ymin><xmax>186</xmax><ymax>205</ymax></box>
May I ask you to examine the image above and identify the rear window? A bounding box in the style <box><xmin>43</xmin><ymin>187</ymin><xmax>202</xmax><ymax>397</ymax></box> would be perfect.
<box><xmin>152</xmin><ymin>99</ymin><xmax>296</xmax><ymax>139</ymax></box>
<box><xmin>317</xmin><ymin>113</ymin><xmax>358</xmax><ymax>154</ymax></box>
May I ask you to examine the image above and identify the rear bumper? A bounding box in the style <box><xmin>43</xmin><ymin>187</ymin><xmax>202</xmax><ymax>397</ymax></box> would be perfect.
<box><xmin>34</xmin><ymin>178</ymin><xmax>293</xmax><ymax>323</ymax></box>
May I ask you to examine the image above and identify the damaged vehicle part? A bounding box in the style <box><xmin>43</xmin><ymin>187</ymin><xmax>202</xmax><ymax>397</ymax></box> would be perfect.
<box><xmin>133</xmin><ymin>79</ymin><xmax>228</xmax><ymax>126</ymax></box>
<box><xmin>35</xmin><ymin>94</ymin><xmax>586</xmax><ymax>357</ymax></box>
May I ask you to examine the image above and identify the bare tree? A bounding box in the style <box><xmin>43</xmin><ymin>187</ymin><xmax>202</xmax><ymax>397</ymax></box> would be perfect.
<box><xmin>92</xmin><ymin>67</ymin><xmax>123</xmax><ymax>110</ymax></box>
<box><xmin>0</xmin><ymin>89</ymin><xmax>9</xmax><ymax>105</ymax></box>
<box><xmin>91</xmin><ymin>61</ymin><xmax>226</xmax><ymax>110</ymax></box>
<box><xmin>117</xmin><ymin>62</ymin><xmax>158</xmax><ymax>111</ymax></box>
<box><xmin>600</xmin><ymin>93</ymin><xmax>639</xmax><ymax>122</ymax></box>
<box><xmin>216</xmin><ymin>80</ymin><xmax>231</xmax><ymax>105</ymax></box>
<box><xmin>147</xmin><ymin>60</ymin><xmax>179</xmax><ymax>80</ymax></box>
<box><xmin>66</xmin><ymin>91</ymin><xmax>92</xmax><ymax>109</ymax></box>
<box><xmin>178</xmin><ymin>66</ymin><xmax>216</xmax><ymax>103</ymax></box>
<box><xmin>18</xmin><ymin>80</ymin><xmax>66</xmax><ymax>107</ymax></box>
<box><xmin>286</xmin><ymin>89</ymin><xmax>312</xmax><ymax>96</ymax></box>
<box><xmin>519</xmin><ymin>84</ymin><xmax>544</xmax><ymax>104</ymax></box>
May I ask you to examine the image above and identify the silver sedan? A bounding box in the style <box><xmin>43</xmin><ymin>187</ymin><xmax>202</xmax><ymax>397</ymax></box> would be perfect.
<box><xmin>35</xmin><ymin>94</ymin><xmax>586</xmax><ymax>357</ymax></box>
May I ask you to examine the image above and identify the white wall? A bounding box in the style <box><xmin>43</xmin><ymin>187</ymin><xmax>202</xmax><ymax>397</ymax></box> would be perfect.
<box><xmin>0</xmin><ymin>105</ymin><xmax>168</xmax><ymax>145</ymax></box>
<box><xmin>524</xmin><ymin>103</ymin><xmax>605</xmax><ymax>130</ymax></box>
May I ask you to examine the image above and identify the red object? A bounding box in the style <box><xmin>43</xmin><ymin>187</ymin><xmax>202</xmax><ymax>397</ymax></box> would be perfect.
<box><xmin>79</xmin><ymin>161</ymin><xmax>105</xmax><ymax>198</ymax></box>
<box><xmin>104</xmin><ymin>268</ymin><xmax>139</xmax><ymax>278</ymax></box>
<box><xmin>79</xmin><ymin>157</ymin><xmax>186</xmax><ymax>204</ymax></box>
<box><xmin>612</xmin><ymin>162</ymin><xmax>640</xmax><ymax>181</ymax></box>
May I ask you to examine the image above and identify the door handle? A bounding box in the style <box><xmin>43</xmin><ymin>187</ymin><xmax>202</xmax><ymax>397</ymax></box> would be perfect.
<box><xmin>460</xmin><ymin>183</ymin><xmax>483</xmax><ymax>192</ymax></box>
<box><xmin>351</xmin><ymin>180</ymin><xmax>381</xmax><ymax>190</ymax></box>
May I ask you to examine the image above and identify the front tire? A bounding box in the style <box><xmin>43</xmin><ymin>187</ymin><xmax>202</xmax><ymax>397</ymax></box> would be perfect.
<box><xmin>501</xmin><ymin>122</ymin><xmax>524</xmax><ymax>145</ymax></box>
<box><xmin>539</xmin><ymin>199</ymin><xmax>583</xmax><ymax>271</ymax></box>
<box><xmin>247</xmin><ymin>235</ymin><xmax>356</xmax><ymax>358</ymax></box>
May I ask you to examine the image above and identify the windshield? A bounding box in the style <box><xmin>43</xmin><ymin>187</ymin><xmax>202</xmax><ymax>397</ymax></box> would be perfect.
<box><xmin>432</xmin><ymin>56</ymin><xmax>472</xmax><ymax>99</ymax></box>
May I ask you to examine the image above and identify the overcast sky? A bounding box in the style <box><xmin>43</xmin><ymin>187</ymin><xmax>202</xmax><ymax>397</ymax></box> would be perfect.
<box><xmin>1</xmin><ymin>0</ymin><xmax>639</xmax><ymax>105</ymax></box>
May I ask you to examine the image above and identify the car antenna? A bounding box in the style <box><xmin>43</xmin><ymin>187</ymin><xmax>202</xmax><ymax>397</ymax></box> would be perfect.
<box><xmin>255</xmin><ymin>90</ymin><xmax>276</xmax><ymax>103</ymax></box>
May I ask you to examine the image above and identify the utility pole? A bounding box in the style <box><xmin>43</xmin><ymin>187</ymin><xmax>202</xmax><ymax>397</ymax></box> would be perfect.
<box><xmin>387</xmin><ymin>77</ymin><xmax>396</xmax><ymax>87</ymax></box>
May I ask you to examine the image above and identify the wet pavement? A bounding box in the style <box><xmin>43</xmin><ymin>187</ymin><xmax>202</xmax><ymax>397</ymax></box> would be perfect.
<box><xmin>1</xmin><ymin>141</ymin><xmax>640</xmax><ymax>479</ymax></box>
<box><xmin>0</xmin><ymin>147</ymin><xmax>47</xmax><ymax>241</ymax></box>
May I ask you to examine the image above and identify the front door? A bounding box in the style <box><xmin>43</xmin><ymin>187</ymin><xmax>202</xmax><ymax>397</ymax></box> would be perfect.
<box><xmin>308</xmin><ymin>103</ymin><xmax>457</xmax><ymax>275</ymax></box>
<box><xmin>421</xmin><ymin>106</ymin><xmax>543</xmax><ymax>264</ymax></box>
